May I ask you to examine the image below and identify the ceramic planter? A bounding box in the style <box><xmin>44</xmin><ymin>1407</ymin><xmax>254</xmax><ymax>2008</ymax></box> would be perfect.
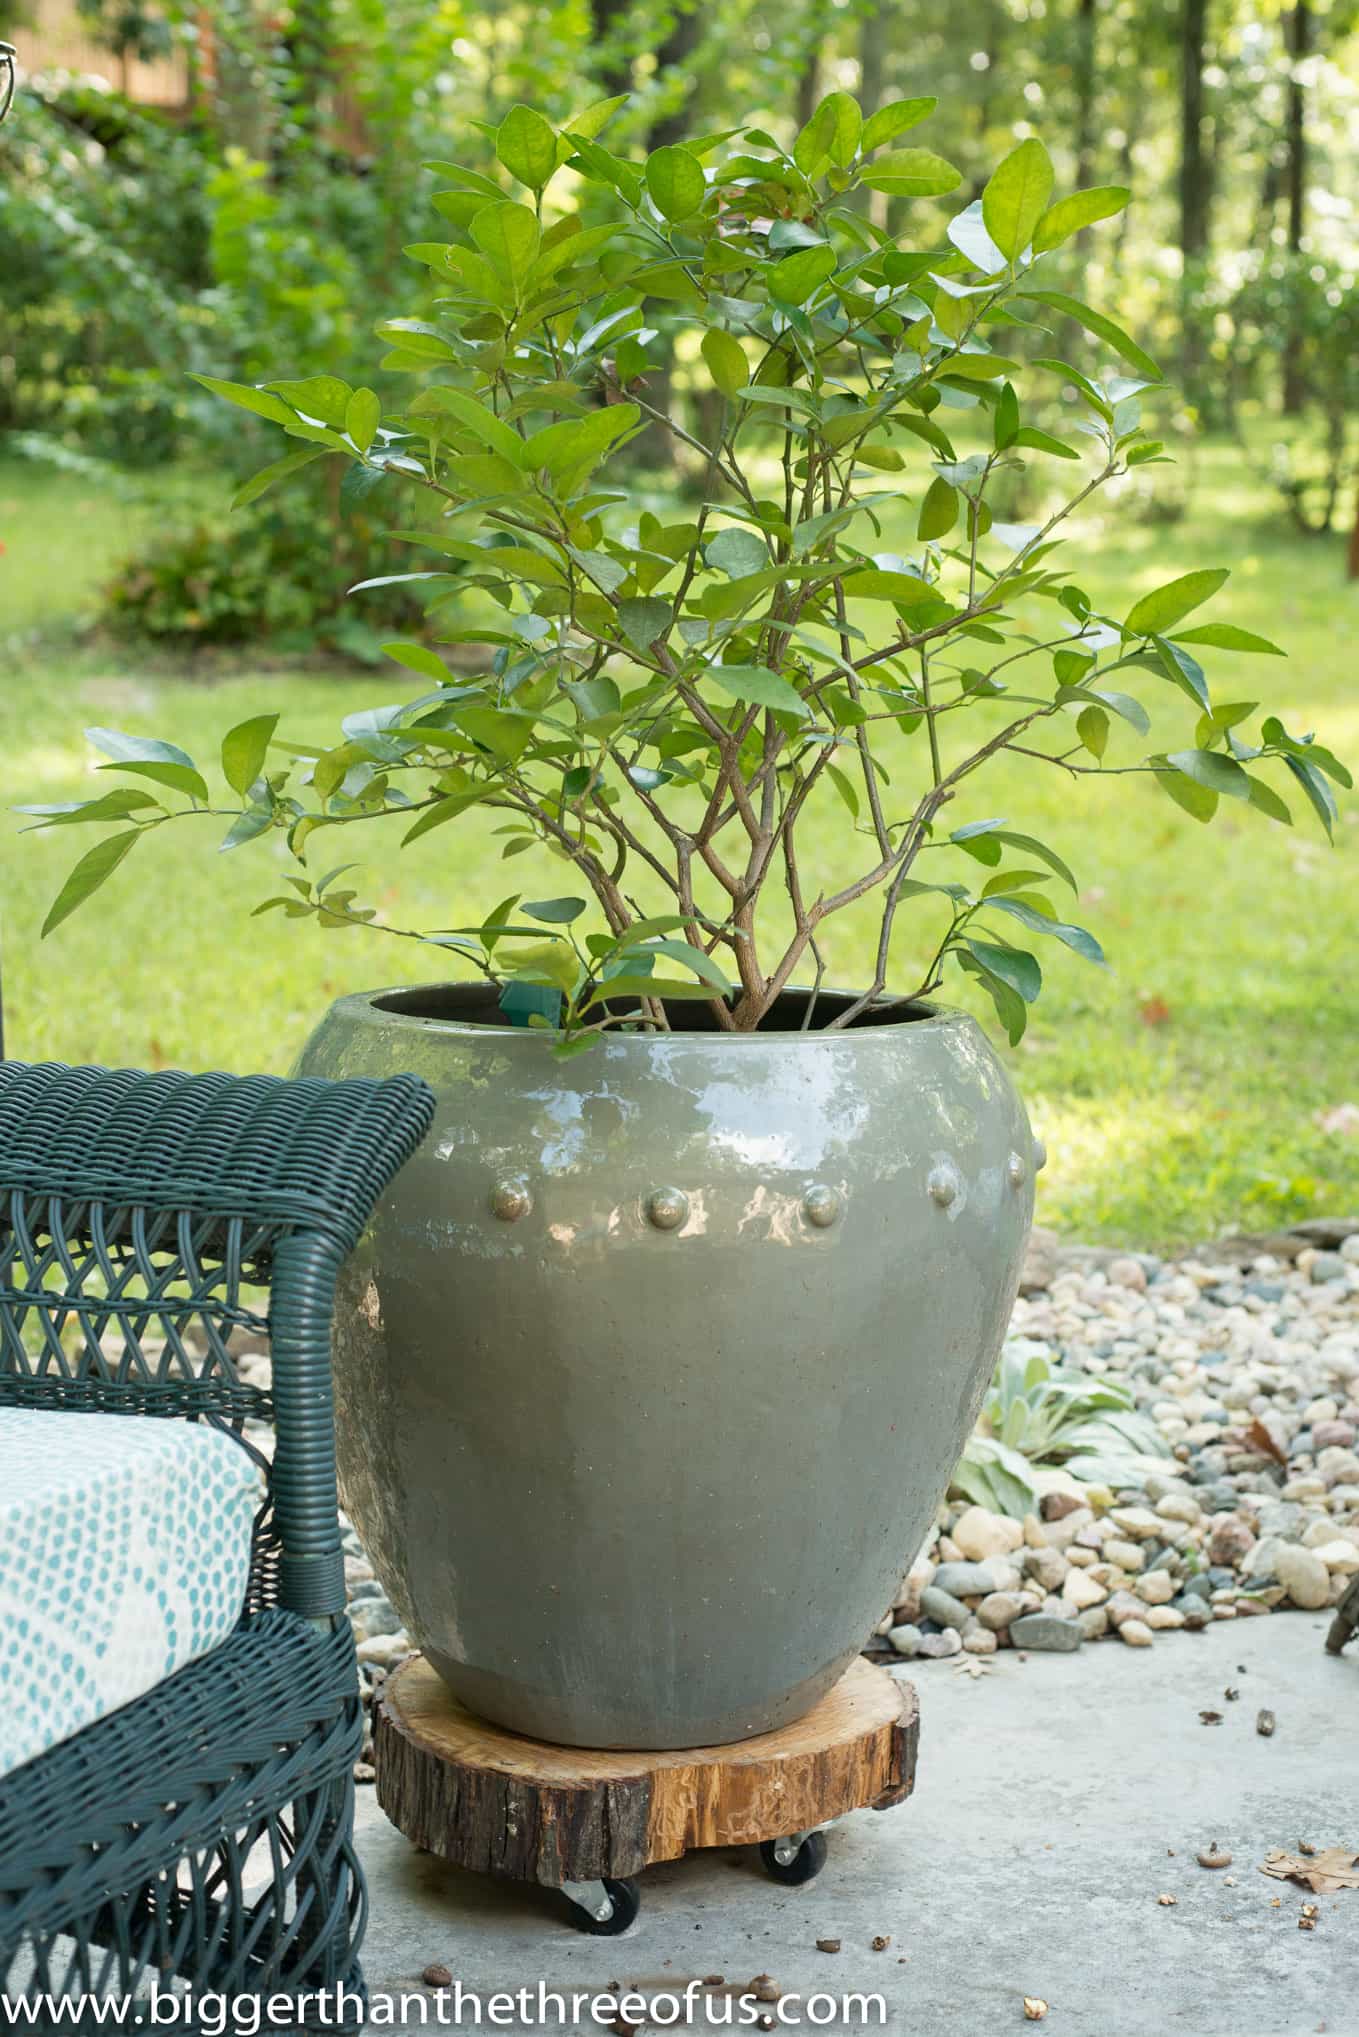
<box><xmin>297</xmin><ymin>984</ymin><xmax>1039</xmax><ymax>1750</ymax></box>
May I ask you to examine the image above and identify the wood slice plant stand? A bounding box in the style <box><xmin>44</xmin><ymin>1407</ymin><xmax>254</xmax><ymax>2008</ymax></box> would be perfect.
<box><xmin>374</xmin><ymin>1656</ymin><xmax>918</xmax><ymax>1934</ymax></box>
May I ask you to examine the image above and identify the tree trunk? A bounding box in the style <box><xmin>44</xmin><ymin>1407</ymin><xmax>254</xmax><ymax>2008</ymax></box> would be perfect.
<box><xmin>648</xmin><ymin>1</ymin><xmax>704</xmax><ymax>151</ymax></box>
<box><xmin>1072</xmin><ymin>0</ymin><xmax>1097</xmax><ymax>194</ymax></box>
<box><xmin>857</xmin><ymin>0</ymin><xmax>887</xmax><ymax>120</ymax></box>
<box><xmin>1282</xmin><ymin>0</ymin><xmax>1311</xmax><ymax>414</ymax></box>
<box><xmin>1178</xmin><ymin>0</ymin><xmax>1211</xmax><ymax>393</ymax></box>
<box><xmin>588</xmin><ymin>0</ymin><xmax>635</xmax><ymax>105</ymax></box>
<box><xmin>794</xmin><ymin>0</ymin><xmax>826</xmax><ymax>134</ymax></box>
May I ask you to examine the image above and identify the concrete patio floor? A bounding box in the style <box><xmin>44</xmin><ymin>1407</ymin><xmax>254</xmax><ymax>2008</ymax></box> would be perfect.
<box><xmin>355</xmin><ymin>1615</ymin><xmax>1359</xmax><ymax>2036</ymax></box>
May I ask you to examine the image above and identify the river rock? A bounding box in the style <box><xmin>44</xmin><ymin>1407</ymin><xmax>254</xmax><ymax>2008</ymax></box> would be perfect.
<box><xmin>977</xmin><ymin>1590</ymin><xmax>1026</xmax><ymax>1631</ymax></box>
<box><xmin>1010</xmin><ymin>1613</ymin><xmax>1083</xmax><ymax>1653</ymax></box>
<box><xmin>1274</xmin><ymin>1542</ymin><xmax>1331</xmax><ymax>1609</ymax></box>
<box><xmin>1062</xmin><ymin>1569</ymin><xmax>1108</xmax><ymax>1610</ymax></box>
<box><xmin>920</xmin><ymin>1585</ymin><xmax>971</xmax><ymax>1630</ymax></box>
<box><xmin>951</xmin><ymin>1506</ymin><xmax>1025</xmax><ymax>1561</ymax></box>
<box><xmin>917</xmin><ymin>1628</ymin><xmax>963</xmax><ymax>1659</ymax></box>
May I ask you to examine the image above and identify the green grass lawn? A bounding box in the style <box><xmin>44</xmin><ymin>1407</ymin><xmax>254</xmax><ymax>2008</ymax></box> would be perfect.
<box><xmin>1</xmin><ymin>447</ymin><xmax>1355</xmax><ymax>1248</ymax></box>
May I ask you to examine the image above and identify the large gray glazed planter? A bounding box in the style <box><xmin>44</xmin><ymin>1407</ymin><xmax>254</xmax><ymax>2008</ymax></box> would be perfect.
<box><xmin>297</xmin><ymin>983</ymin><xmax>1039</xmax><ymax>1750</ymax></box>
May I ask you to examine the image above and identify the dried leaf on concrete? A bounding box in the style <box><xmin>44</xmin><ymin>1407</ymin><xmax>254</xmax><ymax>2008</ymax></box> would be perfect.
<box><xmin>1260</xmin><ymin>1848</ymin><xmax>1359</xmax><ymax>1894</ymax></box>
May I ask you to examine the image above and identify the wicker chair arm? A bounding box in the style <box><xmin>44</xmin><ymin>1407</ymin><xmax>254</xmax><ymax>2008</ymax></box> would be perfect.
<box><xmin>0</xmin><ymin>1061</ymin><xmax>433</xmax><ymax>1258</ymax></box>
<box><xmin>0</xmin><ymin>1059</ymin><xmax>434</xmax><ymax>1617</ymax></box>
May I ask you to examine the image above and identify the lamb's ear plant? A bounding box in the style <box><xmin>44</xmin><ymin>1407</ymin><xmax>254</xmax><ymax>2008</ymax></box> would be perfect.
<box><xmin>23</xmin><ymin>96</ymin><xmax>1348</xmax><ymax>1045</ymax></box>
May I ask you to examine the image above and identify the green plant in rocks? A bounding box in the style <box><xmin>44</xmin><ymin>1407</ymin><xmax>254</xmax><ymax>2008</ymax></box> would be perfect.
<box><xmin>22</xmin><ymin>95</ymin><xmax>1348</xmax><ymax>1046</ymax></box>
<box><xmin>954</xmin><ymin>1340</ymin><xmax>1170</xmax><ymax>1517</ymax></box>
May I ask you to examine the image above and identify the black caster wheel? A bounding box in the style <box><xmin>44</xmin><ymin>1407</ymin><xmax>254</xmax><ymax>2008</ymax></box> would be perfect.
<box><xmin>560</xmin><ymin>1876</ymin><xmax>641</xmax><ymax>1935</ymax></box>
<box><xmin>759</xmin><ymin>1831</ymin><xmax>828</xmax><ymax>1886</ymax></box>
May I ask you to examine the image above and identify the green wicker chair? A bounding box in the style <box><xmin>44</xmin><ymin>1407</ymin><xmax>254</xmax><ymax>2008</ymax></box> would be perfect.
<box><xmin>0</xmin><ymin>1059</ymin><xmax>433</xmax><ymax>2029</ymax></box>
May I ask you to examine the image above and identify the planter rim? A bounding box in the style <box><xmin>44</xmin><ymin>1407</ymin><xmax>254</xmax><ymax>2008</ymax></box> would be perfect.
<box><xmin>325</xmin><ymin>982</ymin><xmax>971</xmax><ymax>1050</ymax></box>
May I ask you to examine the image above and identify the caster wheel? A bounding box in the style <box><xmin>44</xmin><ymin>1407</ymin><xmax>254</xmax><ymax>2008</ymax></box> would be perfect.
<box><xmin>560</xmin><ymin>1876</ymin><xmax>641</xmax><ymax>1935</ymax></box>
<box><xmin>760</xmin><ymin>1831</ymin><xmax>828</xmax><ymax>1886</ymax></box>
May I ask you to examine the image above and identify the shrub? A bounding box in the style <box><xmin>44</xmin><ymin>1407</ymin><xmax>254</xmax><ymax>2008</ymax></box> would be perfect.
<box><xmin>23</xmin><ymin>93</ymin><xmax>1349</xmax><ymax>1044</ymax></box>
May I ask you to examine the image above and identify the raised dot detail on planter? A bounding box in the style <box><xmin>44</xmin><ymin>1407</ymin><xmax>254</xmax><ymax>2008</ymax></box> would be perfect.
<box><xmin>1032</xmin><ymin>1136</ymin><xmax>1048</xmax><ymax>1173</ymax></box>
<box><xmin>927</xmin><ymin>1164</ymin><xmax>960</xmax><ymax>1210</ymax></box>
<box><xmin>489</xmin><ymin>1180</ymin><xmax>532</xmax><ymax>1223</ymax></box>
<box><xmin>645</xmin><ymin>1187</ymin><xmax>689</xmax><ymax>1232</ymax></box>
<box><xmin>802</xmin><ymin>1185</ymin><xmax>840</xmax><ymax>1229</ymax></box>
<box><xmin>1007</xmin><ymin>1151</ymin><xmax>1027</xmax><ymax>1188</ymax></box>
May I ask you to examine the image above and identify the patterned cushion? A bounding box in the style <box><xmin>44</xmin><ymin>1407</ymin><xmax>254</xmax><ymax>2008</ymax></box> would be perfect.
<box><xmin>0</xmin><ymin>1409</ymin><xmax>264</xmax><ymax>1778</ymax></box>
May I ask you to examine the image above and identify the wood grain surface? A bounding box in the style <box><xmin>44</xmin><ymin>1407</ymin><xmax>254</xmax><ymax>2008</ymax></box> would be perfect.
<box><xmin>374</xmin><ymin>1654</ymin><xmax>918</xmax><ymax>1884</ymax></box>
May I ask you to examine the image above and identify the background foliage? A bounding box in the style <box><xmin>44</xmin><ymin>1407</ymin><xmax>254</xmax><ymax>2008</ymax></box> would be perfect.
<box><xmin>0</xmin><ymin>0</ymin><xmax>1356</xmax><ymax>1240</ymax></box>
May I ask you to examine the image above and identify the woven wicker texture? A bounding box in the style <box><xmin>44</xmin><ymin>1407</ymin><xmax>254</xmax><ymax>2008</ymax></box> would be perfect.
<box><xmin>0</xmin><ymin>1058</ymin><xmax>435</xmax><ymax>2028</ymax></box>
<box><xmin>0</xmin><ymin>1061</ymin><xmax>433</xmax><ymax>1257</ymax></box>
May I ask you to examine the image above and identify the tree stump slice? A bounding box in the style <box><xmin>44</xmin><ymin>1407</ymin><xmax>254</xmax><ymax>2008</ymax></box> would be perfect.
<box><xmin>374</xmin><ymin>1655</ymin><xmax>917</xmax><ymax>1886</ymax></box>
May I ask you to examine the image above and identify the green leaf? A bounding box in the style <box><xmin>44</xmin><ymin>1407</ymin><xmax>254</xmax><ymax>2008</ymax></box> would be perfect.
<box><xmin>373</xmin><ymin>319</ymin><xmax>458</xmax><ymax>361</ymax></box>
<box><xmin>42</xmin><ymin>830</ymin><xmax>140</xmax><ymax>937</ymax></box>
<box><xmin>701</xmin><ymin>328</ymin><xmax>749</xmax><ymax>396</ymax></box>
<box><xmin>706</xmin><ymin>665</ymin><xmax>809</xmax><ymax>717</ymax></box>
<box><xmin>231</xmin><ymin>445</ymin><xmax>328</xmax><ymax>510</ymax></box>
<box><xmin>401</xmin><ymin>791</ymin><xmax>484</xmax><ymax>845</ymax></box>
<box><xmin>990</xmin><ymin>830</ymin><xmax>1078</xmax><ymax>893</ymax></box>
<box><xmin>645</xmin><ymin>144</ymin><xmax>706</xmax><ymax>221</ymax></box>
<box><xmin>86</xmin><ymin>725</ymin><xmax>195</xmax><ymax>771</ymax></box>
<box><xmin>621</xmin><ymin>938</ymin><xmax>731</xmax><ymax>990</ymax></box>
<box><xmin>1167</xmin><ymin>748</ymin><xmax>1252</xmax><ymax>802</ymax></box>
<box><xmin>1031</xmin><ymin>186</ymin><xmax>1130</xmax><ymax>253</ymax></box>
<box><xmin>706</xmin><ymin>526</ymin><xmax>768</xmax><ymax>578</ymax></box>
<box><xmin>840</xmin><ymin>568</ymin><xmax>935</xmax><ymax>606</ymax></box>
<box><xmin>793</xmin><ymin>90</ymin><xmax>861</xmax><ymax>176</ymax></box>
<box><xmin>1077</xmin><ymin>704</ymin><xmax>1109</xmax><ymax>759</ymax></box>
<box><xmin>618</xmin><ymin>598</ymin><xmax>671</xmax><ymax>652</ymax></box>
<box><xmin>93</xmin><ymin>759</ymin><xmax>206</xmax><ymax>801</ymax></box>
<box><xmin>769</xmin><ymin>244</ymin><xmax>837</xmax><ymax>305</ymax></box>
<box><xmin>1012</xmin><ymin>426</ymin><xmax>1079</xmax><ymax>459</ymax></box>
<box><xmin>16</xmin><ymin>789</ymin><xmax>158</xmax><ymax>829</ymax></box>
<box><xmin>470</xmin><ymin>201</ymin><xmax>542</xmax><ymax>287</ymax></box>
<box><xmin>408</xmin><ymin>384</ymin><xmax>527</xmax><ymax>465</ymax></box>
<box><xmin>221</xmin><ymin>802</ymin><xmax>273</xmax><ymax>851</ymax></box>
<box><xmin>221</xmin><ymin>714</ymin><xmax>279</xmax><ymax>797</ymax></box>
<box><xmin>497</xmin><ymin>104</ymin><xmax>559</xmax><ymax>191</ymax></box>
<box><xmin>1172</xmin><ymin>623</ymin><xmax>1285</xmax><ymax>656</ymax></box>
<box><xmin>383</xmin><ymin>641</ymin><xmax>452</xmax><ymax>683</ymax></box>
<box><xmin>860</xmin><ymin>148</ymin><xmax>961</xmax><ymax>197</ymax></box>
<box><xmin>563</xmin><ymin>674</ymin><xmax>622</xmax><ymax>720</ymax></box>
<box><xmin>981</xmin><ymin>138</ymin><xmax>1054</xmax><ymax>259</ymax></box>
<box><xmin>1284</xmin><ymin>753</ymin><xmax>1339</xmax><ymax>839</ymax></box>
<box><xmin>1085</xmin><ymin>688</ymin><xmax>1150</xmax><ymax>735</ymax></box>
<box><xmin>955</xmin><ymin>948</ymin><xmax>1029</xmax><ymax>1045</ymax></box>
<box><xmin>1246</xmin><ymin>776</ymin><xmax>1293</xmax><ymax>826</ymax></box>
<box><xmin>985</xmin><ymin>897</ymin><xmax>1106</xmax><ymax>964</ymax></box>
<box><xmin>993</xmin><ymin>381</ymin><xmax>1019</xmax><ymax>450</ymax></box>
<box><xmin>827</xmin><ymin>763</ymin><xmax>860</xmax><ymax>819</ymax></box>
<box><xmin>964</xmin><ymin>936</ymin><xmax>1041</xmax><ymax>1002</ymax></box>
<box><xmin>1018</xmin><ymin>290</ymin><xmax>1161</xmax><ymax>382</ymax></box>
<box><xmin>265</xmin><ymin>376</ymin><xmax>352</xmax><ymax>429</ymax></box>
<box><xmin>917</xmin><ymin>475</ymin><xmax>958</xmax><ymax>541</ymax></box>
<box><xmin>589</xmin><ymin>974</ymin><xmax>722</xmax><ymax>1003</ymax></box>
<box><xmin>524</xmin><ymin>895</ymin><xmax>588</xmax><ymax>923</ymax></box>
<box><xmin>1156</xmin><ymin>764</ymin><xmax>1218</xmax><ymax>822</ymax></box>
<box><xmin>189</xmin><ymin>375</ymin><xmax>298</xmax><ymax>427</ymax></box>
<box><xmin>340</xmin><ymin>387</ymin><xmax>376</xmax><ymax>456</ymax></box>
<box><xmin>1125</xmin><ymin>568</ymin><xmax>1229</xmax><ymax>637</ymax></box>
<box><xmin>861</xmin><ymin>97</ymin><xmax>936</xmax><ymax>151</ymax></box>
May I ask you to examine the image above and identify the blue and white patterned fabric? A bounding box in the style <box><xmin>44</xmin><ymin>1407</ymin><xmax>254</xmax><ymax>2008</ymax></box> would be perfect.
<box><xmin>0</xmin><ymin>1408</ymin><xmax>264</xmax><ymax>1777</ymax></box>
